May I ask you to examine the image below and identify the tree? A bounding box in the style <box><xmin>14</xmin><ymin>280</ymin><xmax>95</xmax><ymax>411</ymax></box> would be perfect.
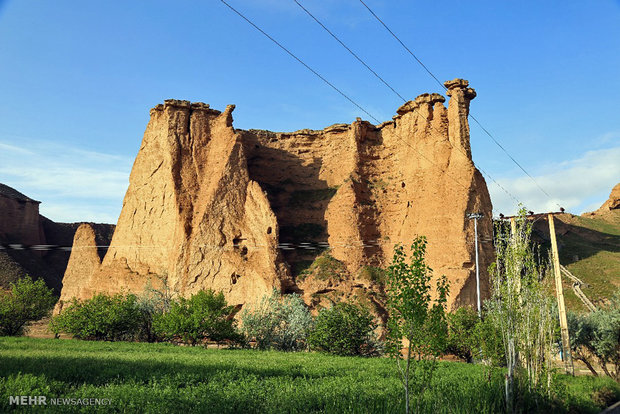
<box><xmin>309</xmin><ymin>302</ymin><xmax>381</xmax><ymax>356</ymax></box>
<box><xmin>446</xmin><ymin>306</ymin><xmax>479</xmax><ymax>363</ymax></box>
<box><xmin>153</xmin><ymin>289</ymin><xmax>242</xmax><ymax>346</ymax></box>
<box><xmin>385</xmin><ymin>237</ymin><xmax>449</xmax><ymax>414</ymax></box>
<box><xmin>136</xmin><ymin>274</ymin><xmax>176</xmax><ymax>342</ymax></box>
<box><xmin>240</xmin><ymin>289</ymin><xmax>313</xmax><ymax>351</ymax></box>
<box><xmin>0</xmin><ymin>276</ymin><xmax>56</xmax><ymax>336</ymax></box>
<box><xmin>486</xmin><ymin>208</ymin><xmax>557</xmax><ymax>412</ymax></box>
<box><xmin>51</xmin><ymin>292</ymin><xmax>142</xmax><ymax>341</ymax></box>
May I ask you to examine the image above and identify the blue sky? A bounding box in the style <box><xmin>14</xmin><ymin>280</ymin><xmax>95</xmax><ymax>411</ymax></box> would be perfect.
<box><xmin>0</xmin><ymin>0</ymin><xmax>619</xmax><ymax>223</ymax></box>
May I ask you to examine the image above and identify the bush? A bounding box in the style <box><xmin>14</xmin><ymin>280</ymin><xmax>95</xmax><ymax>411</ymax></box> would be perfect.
<box><xmin>309</xmin><ymin>302</ymin><xmax>381</xmax><ymax>356</ymax></box>
<box><xmin>446</xmin><ymin>306</ymin><xmax>479</xmax><ymax>363</ymax></box>
<box><xmin>135</xmin><ymin>275</ymin><xmax>176</xmax><ymax>342</ymax></box>
<box><xmin>0</xmin><ymin>276</ymin><xmax>56</xmax><ymax>336</ymax></box>
<box><xmin>153</xmin><ymin>289</ymin><xmax>241</xmax><ymax>346</ymax></box>
<box><xmin>241</xmin><ymin>289</ymin><xmax>313</xmax><ymax>351</ymax></box>
<box><xmin>568</xmin><ymin>290</ymin><xmax>620</xmax><ymax>380</ymax></box>
<box><xmin>51</xmin><ymin>292</ymin><xmax>141</xmax><ymax>341</ymax></box>
<box><xmin>474</xmin><ymin>312</ymin><xmax>506</xmax><ymax>367</ymax></box>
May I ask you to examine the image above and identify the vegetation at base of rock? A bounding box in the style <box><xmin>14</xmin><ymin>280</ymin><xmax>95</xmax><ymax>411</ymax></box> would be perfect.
<box><xmin>358</xmin><ymin>265</ymin><xmax>387</xmax><ymax>286</ymax></box>
<box><xmin>308</xmin><ymin>302</ymin><xmax>381</xmax><ymax>357</ymax></box>
<box><xmin>1</xmin><ymin>337</ymin><xmax>618</xmax><ymax>414</ymax></box>
<box><xmin>290</xmin><ymin>260</ymin><xmax>314</xmax><ymax>277</ymax></box>
<box><xmin>0</xmin><ymin>276</ymin><xmax>56</xmax><ymax>336</ymax></box>
<box><xmin>51</xmin><ymin>293</ymin><xmax>143</xmax><ymax>341</ymax></box>
<box><xmin>297</xmin><ymin>251</ymin><xmax>346</xmax><ymax>282</ymax></box>
<box><xmin>240</xmin><ymin>289</ymin><xmax>313</xmax><ymax>351</ymax></box>
<box><xmin>52</xmin><ymin>289</ymin><xmax>242</xmax><ymax>345</ymax></box>
<box><xmin>445</xmin><ymin>306</ymin><xmax>480</xmax><ymax>363</ymax></box>
<box><xmin>152</xmin><ymin>290</ymin><xmax>242</xmax><ymax>346</ymax></box>
<box><xmin>385</xmin><ymin>236</ymin><xmax>450</xmax><ymax>414</ymax></box>
<box><xmin>567</xmin><ymin>290</ymin><xmax>620</xmax><ymax>381</ymax></box>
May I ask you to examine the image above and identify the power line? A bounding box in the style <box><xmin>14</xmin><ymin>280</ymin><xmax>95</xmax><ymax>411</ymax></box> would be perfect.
<box><xmin>358</xmin><ymin>0</ymin><xmax>562</xmax><ymax>210</ymax></box>
<box><xmin>220</xmin><ymin>0</ymin><xmax>380</xmax><ymax>124</ymax></box>
<box><xmin>358</xmin><ymin>0</ymin><xmax>446</xmax><ymax>92</ymax></box>
<box><xmin>293</xmin><ymin>0</ymin><xmax>525</xmax><ymax>208</ymax></box>
<box><xmin>468</xmin><ymin>114</ymin><xmax>557</xmax><ymax>202</ymax></box>
<box><xmin>221</xmin><ymin>0</ymin><xmax>478</xmax><ymax>195</ymax></box>
<box><xmin>293</xmin><ymin>0</ymin><xmax>407</xmax><ymax>102</ymax></box>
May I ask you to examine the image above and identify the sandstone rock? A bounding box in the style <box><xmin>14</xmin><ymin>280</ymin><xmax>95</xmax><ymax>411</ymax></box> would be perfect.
<box><xmin>595</xmin><ymin>183</ymin><xmax>620</xmax><ymax>213</ymax></box>
<box><xmin>0</xmin><ymin>183</ymin><xmax>114</xmax><ymax>293</ymax></box>
<box><xmin>58</xmin><ymin>78</ymin><xmax>493</xmax><ymax>312</ymax></box>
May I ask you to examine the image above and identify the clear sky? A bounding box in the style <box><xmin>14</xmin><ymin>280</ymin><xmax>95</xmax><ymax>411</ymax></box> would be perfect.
<box><xmin>0</xmin><ymin>0</ymin><xmax>619</xmax><ymax>223</ymax></box>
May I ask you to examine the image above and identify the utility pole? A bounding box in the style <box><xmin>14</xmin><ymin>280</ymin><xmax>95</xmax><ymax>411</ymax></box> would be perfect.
<box><xmin>548</xmin><ymin>213</ymin><xmax>574</xmax><ymax>375</ymax></box>
<box><xmin>467</xmin><ymin>213</ymin><xmax>483</xmax><ymax>316</ymax></box>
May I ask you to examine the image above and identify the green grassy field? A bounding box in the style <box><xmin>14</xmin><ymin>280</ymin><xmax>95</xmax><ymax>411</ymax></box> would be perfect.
<box><xmin>0</xmin><ymin>338</ymin><xmax>618</xmax><ymax>413</ymax></box>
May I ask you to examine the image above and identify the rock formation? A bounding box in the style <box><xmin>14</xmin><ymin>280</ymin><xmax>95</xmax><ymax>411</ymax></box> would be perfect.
<box><xmin>57</xmin><ymin>79</ymin><xmax>493</xmax><ymax>314</ymax></box>
<box><xmin>0</xmin><ymin>183</ymin><xmax>114</xmax><ymax>293</ymax></box>
<box><xmin>593</xmin><ymin>183</ymin><xmax>620</xmax><ymax>214</ymax></box>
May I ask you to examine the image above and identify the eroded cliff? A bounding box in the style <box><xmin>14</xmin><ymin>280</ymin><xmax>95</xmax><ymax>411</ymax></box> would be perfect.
<box><xmin>57</xmin><ymin>79</ymin><xmax>493</xmax><ymax>314</ymax></box>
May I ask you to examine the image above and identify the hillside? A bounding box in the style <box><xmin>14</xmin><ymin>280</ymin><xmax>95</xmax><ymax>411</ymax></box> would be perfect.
<box><xmin>531</xmin><ymin>185</ymin><xmax>620</xmax><ymax>312</ymax></box>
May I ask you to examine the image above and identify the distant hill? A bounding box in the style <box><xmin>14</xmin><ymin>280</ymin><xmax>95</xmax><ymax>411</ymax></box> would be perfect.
<box><xmin>531</xmin><ymin>183</ymin><xmax>620</xmax><ymax>312</ymax></box>
<box><xmin>0</xmin><ymin>183</ymin><xmax>114</xmax><ymax>294</ymax></box>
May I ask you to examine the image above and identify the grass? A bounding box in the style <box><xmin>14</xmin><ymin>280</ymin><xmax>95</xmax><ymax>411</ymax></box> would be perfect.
<box><xmin>297</xmin><ymin>252</ymin><xmax>347</xmax><ymax>282</ymax></box>
<box><xmin>556</xmin><ymin>214</ymin><xmax>620</xmax><ymax>311</ymax></box>
<box><xmin>1</xmin><ymin>337</ymin><xmax>618</xmax><ymax>413</ymax></box>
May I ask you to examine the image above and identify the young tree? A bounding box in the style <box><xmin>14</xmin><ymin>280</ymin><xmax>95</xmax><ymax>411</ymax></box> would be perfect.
<box><xmin>0</xmin><ymin>276</ymin><xmax>56</xmax><ymax>336</ymax></box>
<box><xmin>385</xmin><ymin>236</ymin><xmax>449</xmax><ymax>414</ymax></box>
<box><xmin>153</xmin><ymin>289</ymin><xmax>242</xmax><ymax>346</ymax></box>
<box><xmin>486</xmin><ymin>208</ymin><xmax>557</xmax><ymax>412</ymax></box>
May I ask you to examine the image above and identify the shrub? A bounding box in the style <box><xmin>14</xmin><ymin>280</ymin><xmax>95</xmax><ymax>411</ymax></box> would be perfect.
<box><xmin>446</xmin><ymin>306</ymin><xmax>479</xmax><ymax>363</ymax></box>
<box><xmin>309</xmin><ymin>302</ymin><xmax>381</xmax><ymax>356</ymax></box>
<box><xmin>297</xmin><ymin>251</ymin><xmax>346</xmax><ymax>282</ymax></box>
<box><xmin>474</xmin><ymin>312</ymin><xmax>506</xmax><ymax>367</ymax></box>
<box><xmin>357</xmin><ymin>266</ymin><xmax>386</xmax><ymax>286</ymax></box>
<box><xmin>0</xmin><ymin>276</ymin><xmax>56</xmax><ymax>336</ymax></box>
<box><xmin>241</xmin><ymin>289</ymin><xmax>312</xmax><ymax>351</ymax></box>
<box><xmin>135</xmin><ymin>275</ymin><xmax>176</xmax><ymax>342</ymax></box>
<box><xmin>50</xmin><ymin>293</ymin><xmax>141</xmax><ymax>341</ymax></box>
<box><xmin>568</xmin><ymin>290</ymin><xmax>620</xmax><ymax>381</ymax></box>
<box><xmin>153</xmin><ymin>289</ymin><xmax>241</xmax><ymax>346</ymax></box>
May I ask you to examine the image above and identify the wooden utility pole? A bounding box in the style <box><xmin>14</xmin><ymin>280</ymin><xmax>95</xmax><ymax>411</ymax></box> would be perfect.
<box><xmin>548</xmin><ymin>213</ymin><xmax>574</xmax><ymax>375</ymax></box>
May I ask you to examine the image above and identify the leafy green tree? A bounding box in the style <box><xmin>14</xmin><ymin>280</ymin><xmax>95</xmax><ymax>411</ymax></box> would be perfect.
<box><xmin>0</xmin><ymin>276</ymin><xmax>56</xmax><ymax>336</ymax></box>
<box><xmin>153</xmin><ymin>289</ymin><xmax>241</xmax><ymax>346</ymax></box>
<box><xmin>309</xmin><ymin>302</ymin><xmax>381</xmax><ymax>356</ymax></box>
<box><xmin>473</xmin><ymin>311</ymin><xmax>506</xmax><ymax>367</ymax></box>
<box><xmin>446</xmin><ymin>306</ymin><xmax>479</xmax><ymax>363</ymax></box>
<box><xmin>50</xmin><ymin>292</ymin><xmax>142</xmax><ymax>341</ymax></box>
<box><xmin>385</xmin><ymin>236</ymin><xmax>449</xmax><ymax>414</ymax></box>
<box><xmin>240</xmin><ymin>289</ymin><xmax>313</xmax><ymax>351</ymax></box>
